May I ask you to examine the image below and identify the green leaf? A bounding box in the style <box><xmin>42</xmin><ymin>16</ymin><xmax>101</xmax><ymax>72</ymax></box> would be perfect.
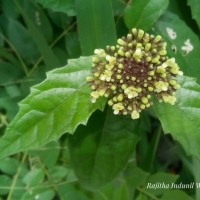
<box><xmin>49</xmin><ymin>166</ymin><xmax>69</xmax><ymax>181</ymax></box>
<box><xmin>0</xmin><ymin>175</ymin><xmax>12</xmax><ymax>195</ymax></box>
<box><xmin>14</xmin><ymin>0</ymin><xmax>61</xmax><ymax>68</ymax></box>
<box><xmin>21</xmin><ymin>188</ymin><xmax>55</xmax><ymax>200</ymax></box>
<box><xmin>47</xmin><ymin>10</ymin><xmax>71</xmax><ymax>29</ymax></box>
<box><xmin>0</xmin><ymin>62</ymin><xmax>22</xmax><ymax>84</ymax></box>
<box><xmin>22</xmin><ymin>0</ymin><xmax>53</xmax><ymax>43</ymax></box>
<box><xmin>161</xmin><ymin>190</ymin><xmax>194</xmax><ymax>200</ymax></box>
<box><xmin>65</xmin><ymin>31</ymin><xmax>81</xmax><ymax>58</ymax></box>
<box><xmin>11</xmin><ymin>180</ymin><xmax>26</xmax><ymax>200</ymax></box>
<box><xmin>154</xmin><ymin>12</ymin><xmax>200</xmax><ymax>82</ymax></box>
<box><xmin>187</xmin><ymin>0</ymin><xmax>200</xmax><ymax>29</ymax></box>
<box><xmin>33</xmin><ymin>189</ymin><xmax>55</xmax><ymax>200</ymax></box>
<box><xmin>75</xmin><ymin>0</ymin><xmax>117</xmax><ymax>55</ymax></box>
<box><xmin>2</xmin><ymin>0</ymin><xmax>19</xmax><ymax>19</ymax></box>
<box><xmin>0</xmin><ymin>57</ymin><xmax>106</xmax><ymax>159</ymax></box>
<box><xmin>6</xmin><ymin>18</ymin><xmax>40</xmax><ymax>64</ymax></box>
<box><xmin>112</xmin><ymin>0</ymin><xmax>126</xmax><ymax>16</ymax></box>
<box><xmin>135</xmin><ymin>194</ymin><xmax>148</xmax><ymax>200</ymax></box>
<box><xmin>0</xmin><ymin>47</ymin><xmax>20</xmax><ymax>66</ymax></box>
<box><xmin>94</xmin><ymin>179</ymin><xmax>130</xmax><ymax>200</ymax></box>
<box><xmin>124</xmin><ymin>162</ymin><xmax>149</xmax><ymax>189</ymax></box>
<box><xmin>5</xmin><ymin>85</ymin><xmax>21</xmax><ymax>98</ymax></box>
<box><xmin>0</xmin><ymin>157</ymin><xmax>19</xmax><ymax>175</ymax></box>
<box><xmin>0</xmin><ymin>96</ymin><xmax>19</xmax><ymax>120</ymax></box>
<box><xmin>153</xmin><ymin>76</ymin><xmax>200</xmax><ymax>159</ymax></box>
<box><xmin>57</xmin><ymin>184</ymin><xmax>88</xmax><ymax>200</ymax></box>
<box><xmin>124</xmin><ymin>0</ymin><xmax>169</xmax><ymax>31</ymax></box>
<box><xmin>23</xmin><ymin>168</ymin><xmax>45</xmax><ymax>186</ymax></box>
<box><xmin>29</xmin><ymin>141</ymin><xmax>60</xmax><ymax>168</ymax></box>
<box><xmin>68</xmin><ymin>109</ymin><xmax>140</xmax><ymax>189</ymax></box>
<box><xmin>36</xmin><ymin>0</ymin><xmax>76</xmax><ymax>16</ymax></box>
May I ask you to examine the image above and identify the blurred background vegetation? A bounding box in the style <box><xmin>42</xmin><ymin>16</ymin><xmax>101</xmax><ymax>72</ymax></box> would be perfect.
<box><xmin>0</xmin><ymin>0</ymin><xmax>199</xmax><ymax>199</ymax></box>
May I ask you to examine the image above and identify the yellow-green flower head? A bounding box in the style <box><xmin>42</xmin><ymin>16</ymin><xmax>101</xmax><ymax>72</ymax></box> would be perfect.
<box><xmin>87</xmin><ymin>28</ymin><xmax>183</xmax><ymax>119</ymax></box>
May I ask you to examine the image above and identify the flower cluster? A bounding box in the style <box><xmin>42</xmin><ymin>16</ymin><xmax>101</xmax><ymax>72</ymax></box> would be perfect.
<box><xmin>87</xmin><ymin>28</ymin><xmax>183</xmax><ymax>119</ymax></box>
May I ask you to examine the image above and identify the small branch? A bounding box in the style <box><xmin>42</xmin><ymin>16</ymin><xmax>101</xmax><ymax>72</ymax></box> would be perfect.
<box><xmin>7</xmin><ymin>153</ymin><xmax>28</xmax><ymax>200</ymax></box>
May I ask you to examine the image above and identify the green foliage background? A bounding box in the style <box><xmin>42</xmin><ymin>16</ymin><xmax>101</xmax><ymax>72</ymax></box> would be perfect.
<box><xmin>0</xmin><ymin>0</ymin><xmax>200</xmax><ymax>199</ymax></box>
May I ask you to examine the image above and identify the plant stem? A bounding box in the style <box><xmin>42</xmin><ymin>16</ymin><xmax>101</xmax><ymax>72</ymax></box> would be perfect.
<box><xmin>28</xmin><ymin>22</ymin><xmax>76</xmax><ymax>76</ymax></box>
<box><xmin>0</xmin><ymin>33</ymin><xmax>29</xmax><ymax>76</ymax></box>
<box><xmin>7</xmin><ymin>153</ymin><xmax>28</xmax><ymax>200</ymax></box>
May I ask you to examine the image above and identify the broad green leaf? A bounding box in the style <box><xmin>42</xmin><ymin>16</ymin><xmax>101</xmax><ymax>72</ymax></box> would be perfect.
<box><xmin>75</xmin><ymin>0</ymin><xmax>117</xmax><ymax>55</ymax></box>
<box><xmin>36</xmin><ymin>0</ymin><xmax>76</xmax><ymax>16</ymax></box>
<box><xmin>23</xmin><ymin>168</ymin><xmax>45</xmax><ymax>186</ymax></box>
<box><xmin>68</xmin><ymin>109</ymin><xmax>140</xmax><ymax>189</ymax></box>
<box><xmin>187</xmin><ymin>0</ymin><xmax>200</xmax><ymax>28</ymax></box>
<box><xmin>153</xmin><ymin>76</ymin><xmax>200</xmax><ymax>159</ymax></box>
<box><xmin>0</xmin><ymin>57</ymin><xmax>106</xmax><ymax>159</ymax></box>
<box><xmin>161</xmin><ymin>190</ymin><xmax>194</xmax><ymax>200</ymax></box>
<box><xmin>124</xmin><ymin>0</ymin><xmax>169</xmax><ymax>31</ymax></box>
<box><xmin>14</xmin><ymin>0</ymin><xmax>61</xmax><ymax>68</ymax></box>
<box><xmin>154</xmin><ymin>12</ymin><xmax>200</xmax><ymax>82</ymax></box>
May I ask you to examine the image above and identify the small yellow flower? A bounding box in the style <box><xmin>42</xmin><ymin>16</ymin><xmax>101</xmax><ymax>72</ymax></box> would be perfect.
<box><xmin>113</xmin><ymin>103</ymin><xmax>124</xmax><ymax>114</ymax></box>
<box><xmin>162</xmin><ymin>95</ymin><xmax>176</xmax><ymax>105</ymax></box>
<box><xmin>141</xmin><ymin>97</ymin><xmax>148</xmax><ymax>104</ymax></box>
<box><xmin>117</xmin><ymin>94</ymin><xmax>124</xmax><ymax>101</ymax></box>
<box><xmin>94</xmin><ymin>49</ymin><xmax>106</xmax><ymax>57</ymax></box>
<box><xmin>124</xmin><ymin>86</ymin><xmax>138</xmax><ymax>99</ymax></box>
<box><xmin>106</xmin><ymin>55</ymin><xmax>116</xmax><ymax>65</ymax></box>
<box><xmin>154</xmin><ymin>81</ymin><xmax>169</xmax><ymax>92</ymax></box>
<box><xmin>91</xmin><ymin>91</ymin><xmax>99</xmax><ymax>103</ymax></box>
<box><xmin>156</xmin><ymin>65</ymin><xmax>166</xmax><ymax>74</ymax></box>
<box><xmin>100</xmin><ymin>70</ymin><xmax>113</xmax><ymax>82</ymax></box>
<box><xmin>117</xmin><ymin>39</ymin><xmax>126</xmax><ymax>46</ymax></box>
<box><xmin>133</xmin><ymin>48</ymin><xmax>142</xmax><ymax>61</ymax></box>
<box><xmin>131</xmin><ymin>111</ymin><xmax>140</xmax><ymax>119</ymax></box>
